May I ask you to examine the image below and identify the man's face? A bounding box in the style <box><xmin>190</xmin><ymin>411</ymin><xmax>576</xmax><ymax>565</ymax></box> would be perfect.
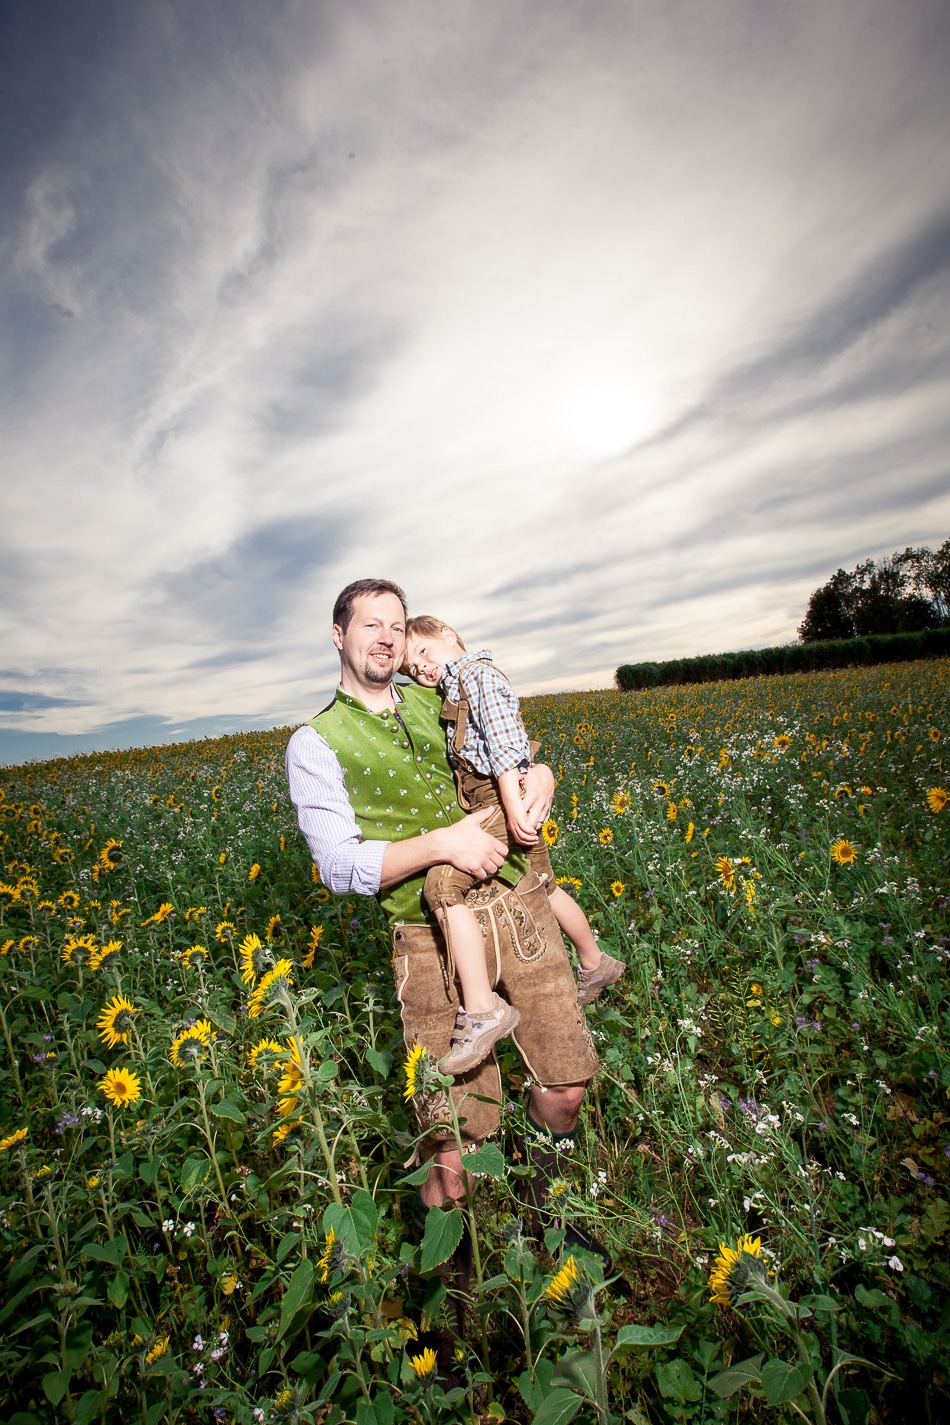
<box><xmin>404</xmin><ymin>629</ymin><xmax>459</xmax><ymax>688</ymax></box>
<box><xmin>333</xmin><ymin>592</ymin><xmax>406</xmax><ymax>693</ymax></box>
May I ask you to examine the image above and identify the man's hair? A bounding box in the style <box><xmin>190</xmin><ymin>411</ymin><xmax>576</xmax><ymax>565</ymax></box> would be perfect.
<box><xmin>404</xmin><ymin>615</ymin><xmax>467</xmax><ymax>651</ymax></box>
<box><xmin>332</xmin><ymin>579</ymin><xmax>408</xmax><ymax>632</ymax></box>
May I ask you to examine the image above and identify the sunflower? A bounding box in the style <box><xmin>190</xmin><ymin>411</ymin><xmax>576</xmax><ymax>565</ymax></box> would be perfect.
<box><xmin>89</xmin><ymin>939</ymin><xmax>122</xmax><ymax>972</ymax></box>
<box><xmin>144</xmin><ymin>1335</ymin><xmax>169</xmax><ymax>1365</ymax></box>
<box><xmin>541</xmin><ymin>819</ymin><xmax>559</xmax><ymax>847</ymax></box>
<box><xmin>238</xmin><ymin>932</ymin><xmax>271</xmax><ymax>987</ymax></box>
<box><xmin>715</xmin><ymin>857</ymin><xmax>736</xmax><ymax>892</ymax></box>
<box><xmin>544</xmin><ymin>1254</ymin><xmax>595</xmax><ymax>1320</ymax></box>
<box><xmin>97</xmin><ymin>994</ymin><xmax>140</xmax><ymax>1049</ymax></box>
<box><xmin>772</xmin><ymin>734</ymin><xmax>792</xmax><ymax>750</ymax></box>
<box><xmin>830</xmin><ymin>839</ymin><xmax>857</xmax><ymax>866</ymax></box>
<box><xmin>58</xmin><ymin>890</ymin><xmax>81</xmax><ymax>910</ymax></box>
<box><xmin>247</xmin><ymin>959</ymin><xmax>294</xmax><ymax>1018</ymax></box>
<box><xmin>176</xmin><ymin>944</ymin><xmax>209</xmax><ymax>969</ymax></box>
<box><xmin>610</xmin><ymin>790</ymin><xmax>631</xmax><ymax>815</ymax></box>
<box><xmin>0</xmin><ymin>939</ymin><xmax>13</xmax><ymax>957</ymax></box>
<box><xmin>0</xmin><ymin>1127</ymin><xmax>29</xmax><ymax>1151</ymax></box>
<box><xmin>928</xmin><ymin>727</ymin><xmax>940</xmax><ymax>742</ymax></box>
<box><xmin>666</xmin><ymin>802</ymin><xmax>678</xmax><ymax>822</ymax></box>
<box><xmin>403</xmin><ymin>1042</ymin><xmax>437</xmax><ymax>1100</ymax></box>
<box><xmin>684</xmin><ymin>822</ymin><xmax>695</xmax><ymax>844</ymax></box>
<box><xmin>272</xmin><ymin>1120</ymin><xmax>298</xmax><ymax>1144</ymax></box>
<box><xmin>248</xmin><ymin>1036</ymin><xmax>284</xmax><ymax>1070</ymax></box>
<box><xmin>97</xmin><ymin>838</ymin><xmax>123</xmax><ymax>872</ymax></box>
<box><xmin>545</xmin><ymin>1254</ymin><xmax>580</xmax><ymax>1305</ymax></box>
<box><xmin>215</xmin><ymin>920</ymin><xmax>236</xmax><ymax>942</ymax></box>
<box><xmin>610</xmin><ymin>881</ymin><xmax>625</xmax><ymax>898</ymax></box>
<box><xmin>141</xmin><ymin>902</ymin><xmax>173</xmax><ymax>927</ymax></box>
<box><xmin>277</xmin><ymin>1037</ymin><xmax>305</xmax><ymax>1116</ymax></box>
<box><xmin>926</xmin><ymin>787</ymin><xmax>948</xmax><ymax>814</ymax></box>
<box><xmin>169</xmin><ymin>1019</ymin><xmax>214</xmax><ymax>1068</ymax></box>
<box><xmin>265</xmin><ymin>913</ymin><xmax>282</xmax><ymax>942</ymax></box>
<box><xmin>248</xmin><ymin>863</ymin><xmax>261</xmax><ymax>882</ymax></box>
<box><xmin>651</xmin><ymin>780</ymin><xmax>670</xmax><ymax>797</ymax></box>
<box><xmin>61</xmin><ymin>933</ymin><xmax>96</xmax><ymax>966</ymax></box>
<box><xmin>598</xmin><ymin>828</ymin><xmax>614</xmax><ymax>846</ymax></box>
<box><xmin>109</xmin><ymin>900</ymin><xmax>132</xmax><ymax>924</ymax></box>
<box><xmin>832</xmin><ymin>784</ymin><xmax>853</xmax><ymax>799</ymax></box>
<box><xmin>708</xmin><ymin>1234</ymin><xmax>767</xmax><ymax>1307</ymax></box>
<box><xmin>408</xmin><ymin>1346</ymin><xmax>437</xmax><ymax>1383</ymax></box>
<box><xmin>318</xmin><ymin>1225</ymin><xmax>347</xmax><ymax>1282</ymax></box>
<box><xmin>99</xmin><ymin>1067</ymin><xmax>143</xmax><ymax>1109</ymax></box>
<box><xmin>302</xmin><ymin>924</ymin><xmax>324</xmax><ymax>970</ymax></box>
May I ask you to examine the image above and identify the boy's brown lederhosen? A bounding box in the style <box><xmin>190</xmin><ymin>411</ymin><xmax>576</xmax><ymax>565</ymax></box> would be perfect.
<box><xmin>423</xmin><ymin>662</ymin><xmax>557</xmax><ymax>922</ymax></box>
<box><xmin>393</xmin><ymin>869</ymin><xmax>599</xmax><ymax>1148</ymax></box>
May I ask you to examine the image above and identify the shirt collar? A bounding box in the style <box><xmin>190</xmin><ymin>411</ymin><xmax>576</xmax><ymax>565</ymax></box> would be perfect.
<box><xmin>444</xmin><ymin>648</ymin><xmax>492</xmax><ymax>681</ymax></box>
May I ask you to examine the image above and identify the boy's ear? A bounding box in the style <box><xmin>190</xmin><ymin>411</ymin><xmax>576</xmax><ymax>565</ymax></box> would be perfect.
<box><xmin>441</xmin><ymin>627</ymin><xmax>457</xmax><ymax>647</ymax></box>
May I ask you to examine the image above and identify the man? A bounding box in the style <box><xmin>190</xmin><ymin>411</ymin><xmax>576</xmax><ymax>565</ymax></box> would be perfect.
<box><xmin>285</xmin><ymin>578</ymin><xmax>599</xmax><ymax>1219</ymax></box>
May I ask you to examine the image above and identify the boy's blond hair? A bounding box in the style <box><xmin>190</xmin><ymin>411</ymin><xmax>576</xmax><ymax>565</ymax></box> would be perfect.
<box><xmin>401</xmin><ymin>615</ymin><xmax>466</xmax><ymax>674</ymax></box>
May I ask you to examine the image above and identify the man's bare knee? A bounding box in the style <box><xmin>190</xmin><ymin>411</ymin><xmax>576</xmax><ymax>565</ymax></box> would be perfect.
<box><xmin>530</xmin><ymin>1081</ymin><xmax>586</xmax><ymax>1135</ymax></box>
<box><xmin>421</xmin><ymin>1146</ymin><xmax>468</xmax><ymax>1206</ymax></box>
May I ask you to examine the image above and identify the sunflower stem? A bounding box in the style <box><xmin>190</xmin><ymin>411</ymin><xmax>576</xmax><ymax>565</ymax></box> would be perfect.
<box><xmin>195</xmin><ymin>1074</ymin><xmax>228</xmax><ymax>1204</ymax></box>
<box><xmin>0</xmin><ymin>999</ymin><xmax>24</xmax><ymax>1100</ymax></box>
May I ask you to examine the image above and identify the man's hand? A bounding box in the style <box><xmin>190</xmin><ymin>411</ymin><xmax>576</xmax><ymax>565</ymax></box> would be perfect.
<box><xmin>379</xmin><ymin>807</ymin><xmax>508</xmax><ymax>889</ymax></box>
<box><xmin>438</xmin><ymin>807</ymin><xmax>509</xmax><ymax>879</ymax></box>
<box><xmin>521</xmin><ymin>762</ymin><xmax>555</xmax><ymax>829</ymax></box>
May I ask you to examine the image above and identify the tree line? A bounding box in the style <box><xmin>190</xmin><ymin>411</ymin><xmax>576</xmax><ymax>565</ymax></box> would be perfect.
<box><xmin>798</xmin><ymin>540</ymin><xmax>950</xmax><ymax>643</ymax></box>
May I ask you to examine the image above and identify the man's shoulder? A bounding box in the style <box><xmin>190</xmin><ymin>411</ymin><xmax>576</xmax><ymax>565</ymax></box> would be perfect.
<box><xmin>398</xmin><ymin>681</ymin><xmax>443</xmax><ymax>712</ymax></box>
<box><xmin>286</xmin><ymin>722</ymin><xmax>333</xmax><ymax>761</ymax></box>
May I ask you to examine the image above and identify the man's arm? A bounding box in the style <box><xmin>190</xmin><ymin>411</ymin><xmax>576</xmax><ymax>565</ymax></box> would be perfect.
<box><xmin>285</xmin><ymin>725</ymin><xmax>387</xmax><ymax>894</ymax></box>
<box><xmin>379</xmin><ymin>807</ymin><xmax>508</xmax><ymax>889</ymax></box>
<box><xmin>287</xmin><ymin>724</ymin><xmax>508</xmax><ymax>895</ymax></box>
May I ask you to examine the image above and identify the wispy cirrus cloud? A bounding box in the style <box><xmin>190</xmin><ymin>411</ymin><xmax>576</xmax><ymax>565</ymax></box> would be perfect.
<box><xmin>0</xmin><ymin>0</ymin><xmax>947</xmax><ymax>762</ymax></box>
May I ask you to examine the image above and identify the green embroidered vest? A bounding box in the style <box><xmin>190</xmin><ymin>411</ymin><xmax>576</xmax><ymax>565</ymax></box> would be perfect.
<box><xmin>310</xmin><ymin>684</ymin><xmax>525</xmax><ymax>924</ymax></box>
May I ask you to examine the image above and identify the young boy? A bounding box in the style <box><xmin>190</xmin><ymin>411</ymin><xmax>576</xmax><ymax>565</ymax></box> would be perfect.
<box><xmin>402</xmin><ymin>616</ymin><xmax>625</xmax><ymax>1074</ymax></box>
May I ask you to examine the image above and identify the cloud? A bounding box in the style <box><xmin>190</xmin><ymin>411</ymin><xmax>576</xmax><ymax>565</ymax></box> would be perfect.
<box><xmin>0</xmin><ymin>0</ymin><xmax>947</xmax><ymax>757</ymax></box>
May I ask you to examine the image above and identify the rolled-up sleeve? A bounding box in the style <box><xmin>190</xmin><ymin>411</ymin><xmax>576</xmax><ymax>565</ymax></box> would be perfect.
<box><xmin>285</xmin><ymin>725</ymin><xmax>388</xmax><ymax>896</ymax></box>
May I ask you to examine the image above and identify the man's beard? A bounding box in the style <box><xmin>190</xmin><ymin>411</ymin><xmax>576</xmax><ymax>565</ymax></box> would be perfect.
<box><xmin>363</xmin><ymin>651</ymin><xmax>393</xmax><ymax>685</ymax></box>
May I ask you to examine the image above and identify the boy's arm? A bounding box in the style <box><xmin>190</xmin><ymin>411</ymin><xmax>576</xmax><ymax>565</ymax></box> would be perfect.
<box><xmin>498</xmin><ymin>768</ymin><xmax>540</xmax><ymax>846</ymax></box>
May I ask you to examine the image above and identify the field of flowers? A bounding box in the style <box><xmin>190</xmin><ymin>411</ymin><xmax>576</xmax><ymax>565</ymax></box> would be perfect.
<box><xmin>0</xmin><ymin>659</ymin><xmax>947</xmax><ymax>1425</ymax></box>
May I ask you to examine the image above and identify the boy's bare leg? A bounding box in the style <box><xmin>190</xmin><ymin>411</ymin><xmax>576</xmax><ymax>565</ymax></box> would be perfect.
<box><xmin>437</xmin><ymin>904</ymin><xmax>495</xmax><ymax>1012</ymax></box>
<box><xmin>549</xmin><ymin>886</ymin><xmax>602</xmax><ymax>970</ymax></box>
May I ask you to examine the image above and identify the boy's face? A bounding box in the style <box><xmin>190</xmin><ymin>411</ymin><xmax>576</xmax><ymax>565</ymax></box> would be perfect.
<box><xmin>404</xmin><ymin>629</ymin><xmax>459</xmax><ymax>687</ymax></box>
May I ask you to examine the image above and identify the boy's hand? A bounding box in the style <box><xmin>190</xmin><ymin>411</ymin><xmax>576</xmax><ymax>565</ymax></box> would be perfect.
<box><xmin>439</xmin><ymin>807</ymin><xmax>508</xmax><ymax>879</ymax></box>
<box><xmin>506</xmin><ymin>805</ymin><xmax>539</xmax><ymax>847</ymax></box>
<box><xmin>521</xmin><ymin>763</ymin><xmax>555</xmax><ymax>829</ymax></box>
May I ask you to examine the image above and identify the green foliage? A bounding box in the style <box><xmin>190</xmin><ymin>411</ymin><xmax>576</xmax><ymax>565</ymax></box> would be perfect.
<box><xmin>617</xmin><ymin>627</ymin><xmax>950</xmax><ymax>689</ymax></box>
<box><xmin>0</xmin><ymin>657</ymin><xmax>948</xmax><ymax>1421</ymax></box>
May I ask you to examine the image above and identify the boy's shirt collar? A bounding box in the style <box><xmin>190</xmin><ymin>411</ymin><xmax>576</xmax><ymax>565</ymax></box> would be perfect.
<box><xmin>442</xmin><ymin>648</ymin><xmax>492</xmax><ymax>694</ymax></box>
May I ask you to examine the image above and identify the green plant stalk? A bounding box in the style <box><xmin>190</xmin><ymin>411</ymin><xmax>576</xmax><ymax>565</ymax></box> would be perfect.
<box><xmin>286</xmin><ymin>1019</ymin><xmax>343</xmax><ymax>1207</ymax></box>
<box><xmin>0</xmin><ymin>997</ymin><xmax>24</xmax><ymax>1099</ymax></box>
<box><xmin>195</xmin><ymin>1073</ymin><xmax>229</xmax><ymax>1203</ymax></box>
<box><xmin>591</xmin><ymin>1315</ymin><xmax>609</xmax><ymax>1425</ymax></box>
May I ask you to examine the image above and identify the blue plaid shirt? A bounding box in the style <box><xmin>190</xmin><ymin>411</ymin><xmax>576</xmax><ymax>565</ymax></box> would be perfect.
<box><xmin>441</xmin><ymin>649</ymin><xmax>531</xmax><ymax>778</ymax></box>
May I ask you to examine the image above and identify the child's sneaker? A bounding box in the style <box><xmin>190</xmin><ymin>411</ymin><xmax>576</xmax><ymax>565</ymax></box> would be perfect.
<box><xmin>440</xmin><ymin>993</ymin><xmax>521</xmax><ymax>1074</ymax></box>
<box><xmin>577</xmin><ymin>951</ymin><xmax>626</xmax><ymax>1006</ymax></box>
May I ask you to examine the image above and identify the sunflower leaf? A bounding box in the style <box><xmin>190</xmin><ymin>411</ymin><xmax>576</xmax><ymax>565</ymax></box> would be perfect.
<box><xmin>277</xmin><ymin>1258</ymin><xmax>315</xmax><ymax>1341</ymax></box>
<box><xmin>419</xmin><ymin>1205</ymin><xmax>464</xmax><ymax>1273</ymax></box>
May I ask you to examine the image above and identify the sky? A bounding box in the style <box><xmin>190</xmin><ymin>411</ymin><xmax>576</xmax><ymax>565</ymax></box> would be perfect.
<box><xmin>1</xmin><ymin>0</ymin><xmax>949</xmax><ymax>766</ymax></box>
